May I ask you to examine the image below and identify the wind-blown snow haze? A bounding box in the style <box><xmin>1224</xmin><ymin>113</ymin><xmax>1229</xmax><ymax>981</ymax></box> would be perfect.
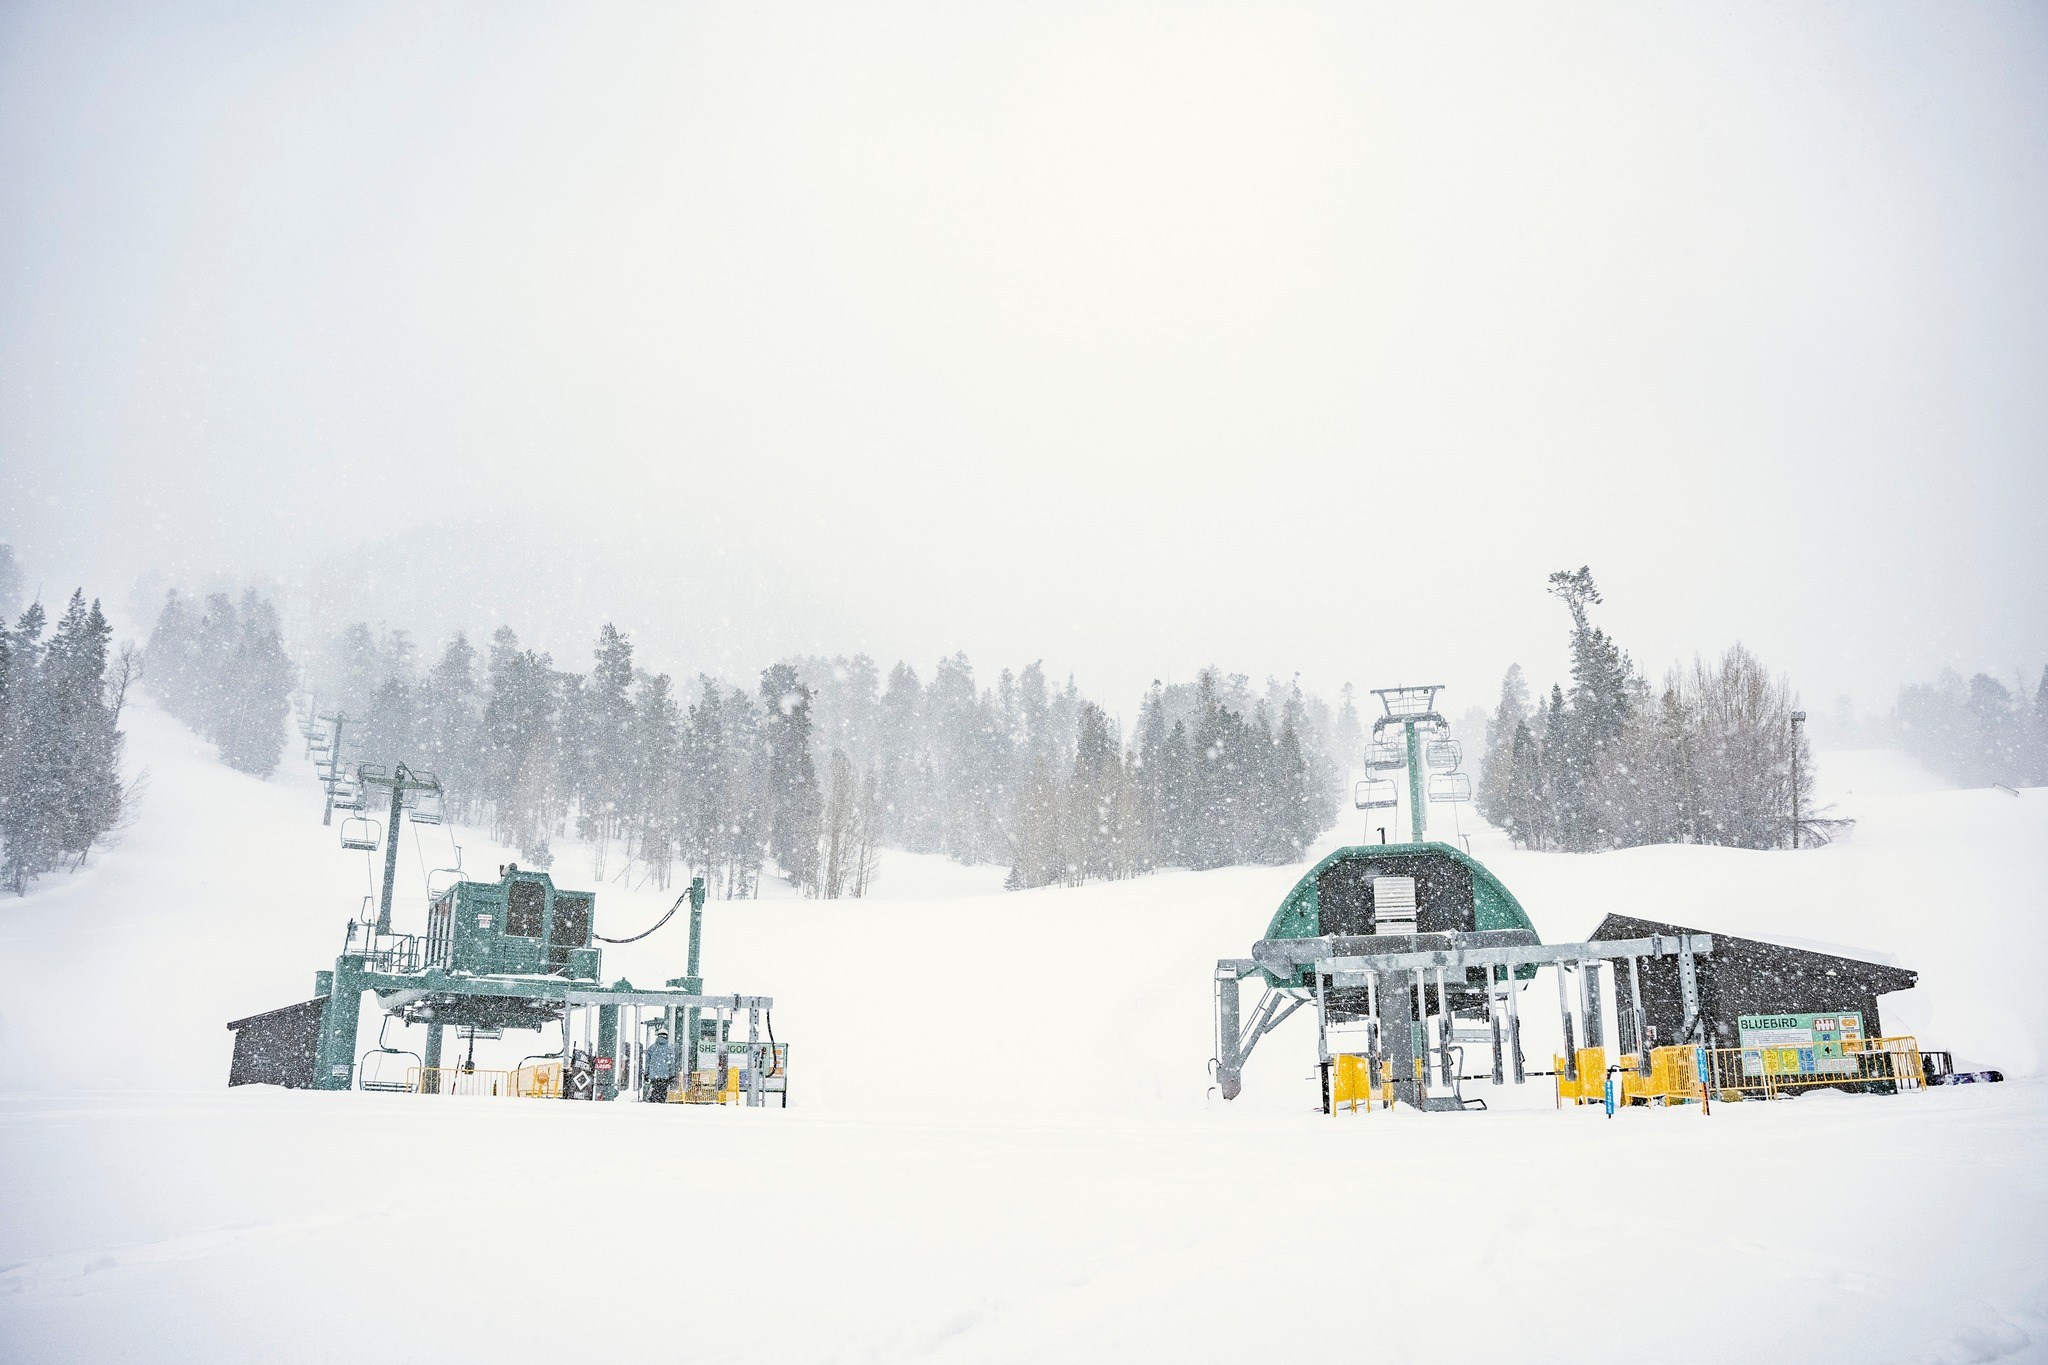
<box><xmin>3</xmin><ymin>2</ymin><xmax>2044</xmax><ymax>705</ymax></box>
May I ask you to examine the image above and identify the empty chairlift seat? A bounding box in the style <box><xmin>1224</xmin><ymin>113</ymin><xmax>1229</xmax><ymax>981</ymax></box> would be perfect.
<box><xmin>340</xmin><ymin>817</ymin><xmax>381</xmax><ymax>851</ymax></box>
<box><xmin>1366</xmin><ymin>736</ymin><xmax>1407</xmax><ymax>770</ymax></box>
<box><xmin>1354</xmin><ymin>778</ymin><xmax>1399</xmax><ymax>810</ymax></box>
<box><xmin>406</xmin><ymin>786</ymin><xmax>445</xmax><ymax>825</ymax></box>
<box><xmin>1425</xmin><ymin>739</ymin><xmax>1463</xmax><ymax>771</ymax></box>
<box><xmin>1427</xmin><ymin>772</ymin><xmax>1472</xmax><ymax>803</ymax></box>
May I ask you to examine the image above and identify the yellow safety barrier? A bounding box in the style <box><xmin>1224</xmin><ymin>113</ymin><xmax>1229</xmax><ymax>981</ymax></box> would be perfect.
<box><xmin>671</xmin><ymin>1071</ymin><xmax>722</xmax><ymax>1103</ymax></box>
<box><xmin>1331</xmin><ymin>1054</ymin><xmax>1396</xmax><ymax>1112</ymax></box>
<box><xmin>510</xmin><ymin>1061</ymin><xmax>562</xmax><ymax>1098</ymax></box>
<box><xmin>405</xmin><ymin>1066</ymin><xmax>513</xmax><ymax>1097</ymax></box>
<box><xmin>1571</xmin><ymin>1036</ymin><xmax>1925</xmax><ymax>1109</ymax></box>
<box><xmin>1552</xmin><ymin>1048</ymin><xmax>1608</xmax><ymax>1106</ymax></box>
<box><xmin>1616</xmin><ymin>1046</ymin><xmax>1706</xmax><ymax>1106</ymax></box>
<box><xmin>1701</xmin><ymin>1035</ymin><xmax>1923</xmax><ymax>1100</ymax></box>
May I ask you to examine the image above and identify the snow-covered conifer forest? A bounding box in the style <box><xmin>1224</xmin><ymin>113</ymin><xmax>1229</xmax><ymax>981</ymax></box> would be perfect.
<box><xmin>170</xmin><ymin>605</ymin><xmax>1349</xmax><ymax>897</ymax></box>
<box><xmin>0</xmin><ymin>546</ymin><xmax>132</xmax><ymax>894</ymax></box>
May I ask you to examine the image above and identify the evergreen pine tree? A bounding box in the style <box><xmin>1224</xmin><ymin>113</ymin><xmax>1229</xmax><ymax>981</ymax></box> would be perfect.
<box><xmin>1270</xmin><ymin>709</ymin><xmax>1316</xmax><ymax>861</ymax></box>
<box><xmin>0</xmin><ymin>545</ymin><xmax>20</xmax><ymax>624</ymax></box>
<box><xmin>1546</xmin><ymin>568</ymin><xmax>1640</xmax><ymax>848</ymax></box>
<box><xmin>1</xmin><ymin>602</ymin><xmax>51</xmax><ymax>890</ymax></box>
<box><xmin>1158</xmin><ymin>718</ymin><xmax>1192</xmax><ymax>867</ymax></box>
<box><xmin>1333</xmin><ymin>683</ymin><xmax>1363</xmax><ymax>777</ymax></box>
<box><xmin>46</xmin><ymin>594</ymin><xmax>123</xmax><ymax>860</ymax></box>
<box><xmin>760</xmin><ymin>663</ymin><xmax>822</xmax><ymax>891</ymax></box>
<box><xmin>1539</xmin><ymin>684</ymin><xmax>1576</xmax><ymax>848</ymax></box>
<box><xmin>1065</xmin><ymin>702</ymin><xmax>1133</xmax><ymax>883</ymax></box>
<box><xmin>1964</xmin><ymin>674</ymin><xmax>2022</xmax><ymax>787</ymax></box>
<box><xmin>1477</xmin><ymin>665</ymin><xmax>1530</xmax><ymax>830</ymax></box>
<box><xmin>218</xmin><ymin>591</ymin><xmax>294</xmax><ymax>776</ymax></box>
<box><xmin>1132</xmin><ymin>684</ymin><xmax>1170</xmax><ymax>871</ymax></box>
<box><xmin>875</xmin><ymin>662</ymin><xmax>928</xmax><ymax>849</ymax></box>
<box><xmin>359</xmin><ymin>676</ymin><xmax>419</xmax><ymax>773</ymax></box>
<box><xmin>628</xmin><ymin>671</ymin><xmax>682</xmax><ymax>887</ymax></box>
<box><xmin>144</xmin><ymin>591</ymin><xmax>201</xmax><ymax>722</ymax></box>
<box><xmin>576</xmin><ymin>624</ymin><xmax>636</xmax><ymax>870</ymax></box>
<box><xmin>0</xmin><ymin>592</ymin><xmax>125</xmax><ymax>892</ymax></box>
<box><xmin>1004</xmin><ymin>754</ymin><xmax>1064</xmax><ymax>890</ymax></box>
<box><xmin>722</xmin><ymin>685</ymin><xmax>769</xmax><ymax>896</ymax></box>
<box><xmin>480</xmin><ymin>628</ymin><xmax>559</xmax><ymax>863</ymax></box>
<box><xmin>2031</xmin><ymin>667</ymin><xmax>2048</xmax><ymax>786</ymax></box>
<box><xmin>1503</xmin><ymin>719</ymin><xmax>1545</xmax><ymax>848</ymax></box>
<box><xmin>420</xmin><ymin>635</ymin><xmax>480</xmax><ymax>819</ymax></box>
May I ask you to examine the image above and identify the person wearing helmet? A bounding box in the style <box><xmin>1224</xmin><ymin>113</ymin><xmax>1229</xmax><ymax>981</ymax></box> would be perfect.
<box><xmin>644</xmin><ymin>1029</ymin><xmax>678</xmax><ymax>1103</ymax></box>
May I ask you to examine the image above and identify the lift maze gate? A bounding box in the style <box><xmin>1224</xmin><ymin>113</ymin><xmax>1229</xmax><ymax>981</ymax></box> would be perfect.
<box><xmin>230</xmin><ymin>750</ymin><xmax>788</xmax><ymax>1110</ymax></box>
<box><xmin>1213</xmin><ymin>842</ymin><xmax>1930</xmax><ymax>1117</ymax></box>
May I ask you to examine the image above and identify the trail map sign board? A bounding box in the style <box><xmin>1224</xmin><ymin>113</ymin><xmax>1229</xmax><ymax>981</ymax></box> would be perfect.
<box><xmin>1738</xmin><ymin>1012</ymin><xmax>1865</xmax><ymax>1077</ymax></box>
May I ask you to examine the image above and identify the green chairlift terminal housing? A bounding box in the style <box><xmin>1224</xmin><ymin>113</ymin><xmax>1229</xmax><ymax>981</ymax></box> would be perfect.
<box><xmin>230</xmin><ymin>757</ymin><xmax>783</xmax><ymax>1107</ymax></box>
<box><xmin>1214</xmin><ymin>684</ymin><xmax>1713</xmax><ymax>1113</ymax></box>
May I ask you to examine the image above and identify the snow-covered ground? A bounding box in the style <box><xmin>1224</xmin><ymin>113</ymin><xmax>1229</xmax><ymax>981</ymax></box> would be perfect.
<box><xmin>2</xmin><ymin>701</ymin><xmax>2045</xmax><ymax>1362</ymax></box>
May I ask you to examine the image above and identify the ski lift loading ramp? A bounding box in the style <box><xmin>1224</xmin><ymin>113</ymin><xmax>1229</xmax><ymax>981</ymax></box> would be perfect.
<box><xmin>1212</xmin><ymin>842</ymin><xmax>1712</xmax><ymax>1110</ymax></box>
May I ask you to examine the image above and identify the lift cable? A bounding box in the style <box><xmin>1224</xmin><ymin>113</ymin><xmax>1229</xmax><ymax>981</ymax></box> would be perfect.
<box><xmin>594</xmin><ymin>889</ymin><xmax>689</xmax><ymax>944</ymax></box>
<box><xmin>410</xmin><ymin>819</ymin><xmax>431</xmax><ymax>897</ymax></box>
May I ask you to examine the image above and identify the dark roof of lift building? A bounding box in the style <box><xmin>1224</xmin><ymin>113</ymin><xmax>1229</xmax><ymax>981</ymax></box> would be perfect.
<box><xmin>1592</xmin><ymin>913</ymin><xmax>1918</xmax><ymax>1044</ymax></box>
<box><xmin>1589</xmin><ymin>913</ymin><xmax>1918</xmax><ymax>997</ymax></box>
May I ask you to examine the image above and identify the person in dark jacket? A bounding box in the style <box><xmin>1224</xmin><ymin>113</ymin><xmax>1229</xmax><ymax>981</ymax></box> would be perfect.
<box><xmin>644</xmin><ymin>1030</ymin><xmax>678</xmax><ymax>1103</ymax></box>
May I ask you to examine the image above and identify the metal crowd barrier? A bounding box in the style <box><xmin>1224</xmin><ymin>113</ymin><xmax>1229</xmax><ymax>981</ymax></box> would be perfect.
<box><xmin>510</xmin><ymin>1061</ymin><xmax>563</xmax><ymax>1098</ymax></box>
<box><xmin>405</xmin><ymin>1066</ymin><xmax>513</xmax><ymax>1097</ymax></box>
<box><xmin>1574</xmin><ymin>1036</ymin><xmax>1926</xmax><ymax>1107</ymax></box>
<box><xmin>1704</xmin><ymin>1035</ymin><xmax>1924</xmax><ymax>1099</ymax></box>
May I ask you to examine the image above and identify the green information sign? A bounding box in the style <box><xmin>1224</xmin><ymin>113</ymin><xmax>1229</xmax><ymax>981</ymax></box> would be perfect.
<box><xmin>1736</xmin><ymin>1012</ymin><xmax>1865</xmax><ymax>1077</ymax></box>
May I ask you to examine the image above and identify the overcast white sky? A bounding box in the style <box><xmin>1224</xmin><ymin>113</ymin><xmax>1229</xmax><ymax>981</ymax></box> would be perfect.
<box><xmin>3</xmin><ymin>2</ymin><xmax>2044</xmax><ymax>719</ymax></box>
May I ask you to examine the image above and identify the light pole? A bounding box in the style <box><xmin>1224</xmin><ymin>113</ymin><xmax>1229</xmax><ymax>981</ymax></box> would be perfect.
<box><xmin>1789</xmin><ymin>710</ymin><xmax>1807</xmax><ymax>849</ymax></box>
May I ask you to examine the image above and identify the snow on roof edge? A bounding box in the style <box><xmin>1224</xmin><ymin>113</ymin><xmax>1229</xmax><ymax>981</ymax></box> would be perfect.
<box><xmin>1601</xmin><ymin>914</ymin><xmax>1903</xmax><ymax>969</ymax></box>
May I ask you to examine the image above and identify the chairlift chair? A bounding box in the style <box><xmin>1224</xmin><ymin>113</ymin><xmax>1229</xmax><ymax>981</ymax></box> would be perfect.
<box><xmin>1427</xmin><ymin>772</ymin><xmax>1473</xmax><ymax>804</ymax></box>
<box><xmin>359</xmin><ymin>1020</ymin><xmax>421</xmax><ymax>1093</ymax></box>
<box><xmin>426</xmin><ymin>867</ymin><xmax>464</xmax><ymax>902</ymax></box>
<box><xmin>1354</xmin><ymin>778</ymin><xmax>1399</xmax><ymax>810</ymax></box>
<box><xmin>340</xmin><ymin>817</ymin><xmax>381</xmax><ymax>851</ymax></box>
<box><xmin>1425</xmin><ymin>738</ymin><xmax>1463</xmax><ymax>771</ymax></box>
<box><xmin>1366</xmin><ymin>736</ymin><xmax>1406</xmax><ymax>770</ymax></box>
<box><xmin>406</xmin><ymin>787</ymin><xmax>445</xmax><ymax>826</ymax></box>
<box><xmin>332</xmin><ymin>784</ymin><xmax>365</xmax><ymax>812</ymax></box>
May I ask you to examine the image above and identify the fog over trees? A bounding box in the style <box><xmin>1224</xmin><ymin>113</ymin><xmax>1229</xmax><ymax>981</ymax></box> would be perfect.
<box><xmin>278</xmin><ymin>614</ymin><xmax>1352</xmax><ymax>897</ymax></box>
<box><xmin>1892</xmin><ymin>669</ymin><xmax>2048</xmax><ymax>791</ymax></box>
<box><xmin>19</xmin><ymin>548</ymin><xmax>2040</xmax><ymax>908</ymax></box>
<box><xmin>72</xmin><ymin>554</ymin><xmax>2047</xmax><ymax>902</ymax></box>
<box><xmin>144</xmin><ymin>590</ymin><xmax>295</xmax><ymax>778</ymax></box>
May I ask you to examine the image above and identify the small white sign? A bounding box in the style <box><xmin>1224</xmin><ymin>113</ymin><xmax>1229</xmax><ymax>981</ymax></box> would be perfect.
<box><xmin>478</xmin><ymin>915</ymin><xmax>493</xmax><ymax>929</ymax></box>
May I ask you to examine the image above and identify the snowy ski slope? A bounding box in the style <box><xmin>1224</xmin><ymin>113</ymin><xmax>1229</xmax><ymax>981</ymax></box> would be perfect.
<box><xmin>1</xmin><ymin>701</ymin><xmax>2045</xmax><ymax>1363</ymax></box>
